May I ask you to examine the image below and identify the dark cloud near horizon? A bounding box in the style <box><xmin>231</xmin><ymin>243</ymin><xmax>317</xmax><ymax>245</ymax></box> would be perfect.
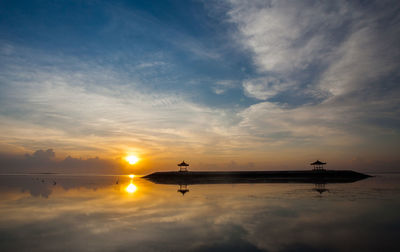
<box><xmin>25</xmin><ymin>149</ymin><xmax>55</xmax><ymax>160</ymax></box>
<box><xmin>0</xmin><ymin>149</ymin><xmax>122</xmax><ymax>174</ymax></box>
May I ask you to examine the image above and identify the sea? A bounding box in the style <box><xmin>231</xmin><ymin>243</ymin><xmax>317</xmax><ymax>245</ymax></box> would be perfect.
<box><xmin>0</xmin><ymin>172</ymin><xmax>399</xmax><ymax>251</ymax></box>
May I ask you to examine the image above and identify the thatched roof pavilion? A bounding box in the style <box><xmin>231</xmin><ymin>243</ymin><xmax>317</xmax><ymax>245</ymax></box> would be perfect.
<box><xmin>310</xmin><ymin>160</ymin><xmax>327</xmax><ymax>171</ymax></box>
<box><xmin>178</xmin><ymin>161</ymin><xmax>189</xmax><ymax>172</ymax></box>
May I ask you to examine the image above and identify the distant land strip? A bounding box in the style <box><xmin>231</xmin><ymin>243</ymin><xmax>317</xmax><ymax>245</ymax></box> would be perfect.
<box><xmin>144</xmin><ymin>170</ymin><xmax>371</xmax><ymax>184</ymax></box>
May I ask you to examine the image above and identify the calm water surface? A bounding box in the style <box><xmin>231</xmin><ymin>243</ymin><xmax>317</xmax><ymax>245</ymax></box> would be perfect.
<box><xmin>0</xmin><ymin>173</ymin><xmax>399</xmax><ymax>251</ymax></box>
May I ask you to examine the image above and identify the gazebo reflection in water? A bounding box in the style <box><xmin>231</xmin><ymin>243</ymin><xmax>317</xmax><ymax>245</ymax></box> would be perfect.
<box><xmin>177</xmin><ymin>184</ymin><xmax>189</xmax><ymax>195</ymax></box>
<box><xmin>313</xmin><ymin>183</ymin><xmax>329</xmax><ymax>195</ymax></box>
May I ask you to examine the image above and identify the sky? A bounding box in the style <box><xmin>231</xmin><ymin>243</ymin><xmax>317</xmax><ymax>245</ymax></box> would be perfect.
<box><xmin>0</xmin><ymin>0</ymin><xmax>399</xmax><ymax>173</ymax></box>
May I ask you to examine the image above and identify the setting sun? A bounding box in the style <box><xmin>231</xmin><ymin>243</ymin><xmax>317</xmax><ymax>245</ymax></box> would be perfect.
<box><xmin>125</xmin><ymin>155</ymin><xmax>139</xmax><ymax>165</ymax></box>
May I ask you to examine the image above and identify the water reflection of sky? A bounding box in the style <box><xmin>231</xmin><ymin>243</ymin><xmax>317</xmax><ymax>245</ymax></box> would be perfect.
<box><xmin>0</xmin><ymin>174</ymin><xmax>399</xmax><ymax>251</ymax></box>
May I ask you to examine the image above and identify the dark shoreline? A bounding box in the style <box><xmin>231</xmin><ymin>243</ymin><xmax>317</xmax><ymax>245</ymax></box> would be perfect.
<box><xmin>144</xmin><ymin>170</ymin><xmax>372</xmax><ymax>184</ymax></box>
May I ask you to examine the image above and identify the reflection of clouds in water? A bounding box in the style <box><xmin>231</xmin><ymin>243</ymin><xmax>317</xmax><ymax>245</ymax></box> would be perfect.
<box><xmin>0</xmin><ymin>175</ymin><xmax>122</xmax><ymax>198</ymax></box>
<box><xmin>229</xmin><ymin>198</ymin><xmax>400</xmax><ymax>251</ymax></box>
<box><xmin>0</xmin><ymin>176</ymin><xmax>55</xmax><ymax>198</ymax></box>
<box><xmin>22</xmin><ymin>182</ymin><xmax>53</xmax><ymax>198</ymax></box>
<box><xmin>0</xmin><ymin>176</ymin><xmax>399</xmax><ymax>251</ymax></box>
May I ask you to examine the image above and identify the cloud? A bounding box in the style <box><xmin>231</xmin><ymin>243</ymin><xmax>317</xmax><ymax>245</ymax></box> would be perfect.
<box><xmin>227</xmin><ymin>0</ymin><xmax>351</xmax><ymax>74</ymax></box>
<box><xmin>243</xmin><ymin>77</ymin><xmax>292</xmax><ymax>100</ymax></box>
<box><xmin>106</xmin><ymin>4</ymin><xmax>221</xmax><ymax>61</ymax></box>
<box><xmin>237</xmin><ymin>101</ymin><xmax>357</xmax><ymax>145</ymax></box>
<box><xmin>26</xmin><ymin>149</ymin><xmax>55</xmax><ymax>160</ymax></box>
<box><xmin>0</xmin><ymin>149</ymin><xmax>123</xmax><ymax>174</ymax></box>
<box><xmin>212</xmin><ymin>80</ymin><xmax>237</xmax><ymax>94</ymax></box>
<box><xmin>227</xmin><ymin>0</ymin><xmax>400</xmax><ymax>101</ymax></box>
<box><xmin>135</xmin><ymin>61</ymin><xmax>166</xmax><ymax>69</ymax></box>
<box><xmin>319</xmin><ymin>21</ymin><xmax>400</xmax><ymax>96</ymax></box>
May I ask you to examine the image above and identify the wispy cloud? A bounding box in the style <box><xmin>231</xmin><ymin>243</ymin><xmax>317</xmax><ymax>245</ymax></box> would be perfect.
<box><xmin>212</xmin><ymin>80</ymin><xmax>237</xmax><ymax>95</ymax></box>
<box><xmin>243</xmin><ymin>77</ymin><xmax>293</xmax><ymax>100</ymax></box>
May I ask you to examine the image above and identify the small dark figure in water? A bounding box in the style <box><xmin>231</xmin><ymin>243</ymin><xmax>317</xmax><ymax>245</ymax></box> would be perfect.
<box><xmin>53</xmin><ymin>181</ymin><xmax>56</xmax><ymax>185</ymax></box>
<box><xmin>41</xmin><ymin>179</ymin><xmax>45</xmax><ymax>183</ymax></box>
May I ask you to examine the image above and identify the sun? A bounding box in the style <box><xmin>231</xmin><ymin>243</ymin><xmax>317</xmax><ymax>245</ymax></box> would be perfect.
<box><xmin>125</xmin><ymin>155</ymin><xmax>139</xmax><ymax>165</ymax></box>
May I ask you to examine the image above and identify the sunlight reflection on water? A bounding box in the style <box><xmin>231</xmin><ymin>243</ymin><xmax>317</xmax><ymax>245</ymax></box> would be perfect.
<box><xmin>125</xmin><ymin>181</ymin><xmax>137</xmax><ymax>193</ymax></box>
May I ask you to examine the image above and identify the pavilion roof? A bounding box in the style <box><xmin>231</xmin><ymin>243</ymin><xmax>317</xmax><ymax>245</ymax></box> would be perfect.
<box><xmin>310</xmin><ymin>160</ymin><xmax>326</xmax><ymax>165</ymax></box>
<box><xmin>178</xmin><ymin>161</ymin><xmax>189</xmax><ymax>166</ymax></box>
